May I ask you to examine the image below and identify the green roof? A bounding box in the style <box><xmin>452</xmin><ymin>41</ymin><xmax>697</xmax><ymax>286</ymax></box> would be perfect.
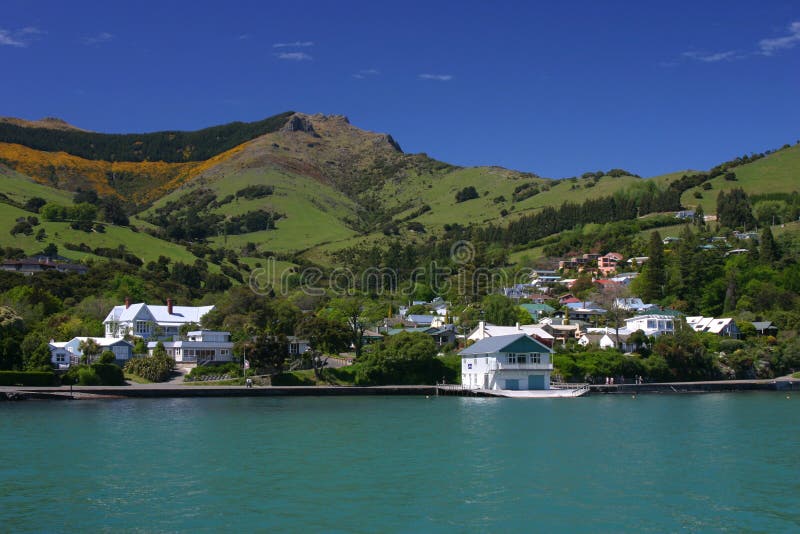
<box><xmin>520</xmin><ymin>303</ymin><xmax>555</xmax><ymax>313</ymax></box>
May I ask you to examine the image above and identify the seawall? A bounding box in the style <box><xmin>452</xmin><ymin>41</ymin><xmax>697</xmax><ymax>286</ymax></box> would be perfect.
<box><xmin>1</xmin><ymin>385</ymin><xmax>438</xmax><ymax>400</ymax></box>
<box><xmin>590</xmin><ymin>378</ymin><xmax>800</xmax><ymax>394</ymax></box>
<box><xmin>3</xmin><ymin>378</ymin><xmax>799</xmax><ymax>400</ymax></box>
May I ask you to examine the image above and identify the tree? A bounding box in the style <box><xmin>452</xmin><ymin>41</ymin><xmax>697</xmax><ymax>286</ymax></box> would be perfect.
<box><xmin>717</xmin><ymin>188</ymin><xmax>755</xmax><ymax>229</ymax></box>
<box><xmin>98</xmin><ymin>350</ymin><xmax>116</xmax><ymax>364</ymax></box>
<box><xmin>78</xmin><ymin>338</ymin><xmax>102</xmax><ymax>364</ymax></box>
<box><xmin>653</xmin><ymin>322</ymin><xmax>715</xmax><ymax>380</ymax></box>
<box><xmin>0</xmin><ymin>306</ymin><xmax>25</xmax><ymax>370</ymax></box>
<box><xmin>753</xmin><ymin>200</ymin><xmax>786</xmax><ymax>227</ymax></box>
<box><xmin>638</xmin><ymin>231</ymin><xmax>665</xmax><ymax>302</ymax></box>
<box><xmin>759</xmin><ymin>226</ymin><xmax>779</xmax><ymax>264</ymax></box>
<box><xmin>21</xmin><ymin>332</ymin><xmax>52</xmax><ymax>371</ymax></box>
<box><xmin>482</xmin><ymin>294</ymin><xmax>521</xmax><ymax>326</ymax></box>
<box><xmin>296</xmin><ymin>314</ymin><xmax>351</xmax><ymax>378</ymax></box>
<box><xmin>42</xmin><ymin>243</ymin><xmax>58</xmax><ymax>258</ymax></box>
<box><xmin>356</xmin><ymin>332</ymin><xmax>443</xmax><ymax>385</ymax></box>
<box><xmin>327</xmin><ymin>297</ymin><xmax>384</xmax><ymax>358</ymax></box>
<box><xmin>455</xmin><ymin>186</ymin><xmax>479</xmax><ymax>203</ymax></box>
<box><xmin>152</xmin><ymin>341</ymin><xmax>167</xmax><ymax>358</ymax></box>
<box><xmin>133</xmin><ymin>338</ymin><xmax>148</xmax><ymax>354</ymax></box>
<box><xmin>249</xmin><ymin>333</ymin><xmax>289</xmax><ymax>373</ymax></box>
<box><xmin>589</xmin><ymin>284</ymin><xmax>630</xmax><ymax>349</ymax></box>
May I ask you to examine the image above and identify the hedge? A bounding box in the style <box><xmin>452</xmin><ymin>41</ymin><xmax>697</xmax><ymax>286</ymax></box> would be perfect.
<box><xmin>0</xmin><ymin>371</ymin><xmax>58</xmax><ymax>387</ymax></box>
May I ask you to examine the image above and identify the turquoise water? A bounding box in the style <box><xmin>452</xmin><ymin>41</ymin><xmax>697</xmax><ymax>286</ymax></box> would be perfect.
<box><xmin>1</xmin><ymin>394</ymin><xmax>799</xmax><ymax>532</ymax></box>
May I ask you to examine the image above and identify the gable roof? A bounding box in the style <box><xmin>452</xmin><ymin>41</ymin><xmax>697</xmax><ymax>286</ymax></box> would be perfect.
<box><xmin>470</xmin><ymin>323</ymin><xmax>554</xmax><ymax>341</ymax></box>
<box><xmin>104</xmin><ymin>303</ymin><xmax>213</xmax><ymax>325</ymax></box>
<box><xmin>460</xmin><ymin>334</ymin><xmax>552</xmax><ymax>356</ymax></box>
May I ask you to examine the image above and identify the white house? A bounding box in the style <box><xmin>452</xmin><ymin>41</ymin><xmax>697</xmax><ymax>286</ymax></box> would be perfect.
<box><xmin>104</xmin><ymin>299</ymin><xmax>214</xmax><ymax>340</ymax></box>
<box><xmin>623</xmin><ymin>314</ymin><xmax>675</xmax><ymax>337</ymax></box>
<box><xmin>578</xmin><ymin>331</ymin><xmax>634</xmax><ymax>352</ymax></box>
<box><xmin>49</xmin><ymin>337</ymin><xmax>134</xmax><ymax>368</ymax></box>
<box><xmin>460</xmin><ymin>334</ymin><xmax>553</xmax><ymax>391</ymax></box>
<box><xmin>148</xmin><ymin>330</ymin><xmax>234</xmax><ymax>364</ymax></box>
<box><xmin>686</xmin><ymin>316</ymin><xmax>740</xmax><ymax>338</ymax></box>
<box><xmin>468</xmin><ymin>321</ymin><xmax>554</xmax><ymax>346</ymax></box>
<box><xmin>614</xmin><ymin>297</ymin><xmax>652</xmax><ymax>312</ymax></box>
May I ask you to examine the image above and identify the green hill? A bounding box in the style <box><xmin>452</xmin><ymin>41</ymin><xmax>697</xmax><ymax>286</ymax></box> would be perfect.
<box><xmin>0</xmin><ymin>112</ymin><xmax>797</xmax><ymax>271</ymax></box>
<box><xmin>679</xmin><ymin>144</ymin><xmax>800</xmax><ymax>214</ymax></box>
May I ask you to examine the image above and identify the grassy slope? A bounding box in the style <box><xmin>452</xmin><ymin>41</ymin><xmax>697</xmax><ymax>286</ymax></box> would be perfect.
<box><xmin>680</xmin><ymin>144</ymin><xmax>800</xmax><ymax>214</ymax></box>
<box><xmin>379</xmin><ymin>167</ymin><xmax>646</xmax><ymax>230</ymax></box>
<box><xmin>0</xmin><ymin>204</ymin><xmax>202</xmax><ymax>264</ymax></box>
<box><xmin>0</xmin><ymin>165</ymin><xmax>74</xmax><ymax>204</ymax></box>
<box><xmin>137</xmin><ymin>166</ymin><xmax>359</xmax><ymax>254</ymax></box>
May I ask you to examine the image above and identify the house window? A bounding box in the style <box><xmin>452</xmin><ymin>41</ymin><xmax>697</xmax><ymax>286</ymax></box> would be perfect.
<box><xmin>647</xmin><ymin>320</ymin><xmax>656</xmax><ymax>329</ymax></box>
<box><xmin>531</xmin><ymin>353</ymin><xmax>541</xmax><ymax>364</ymax></box>
<box><xmin>135</xmin><ymin>321</ymin><xmax>151</xmax><ymax>335</ymax></box>
<box><xmin>507</xmin><ymin>354</ymin><xmax>517</xmax><ymax>364</ymax></box>
<box><xmin>517</xmin><ymin>354</ymin><xmax>527</xmax><ymax>364</ymax></box>
<box><xmin>56</xmin><ymin>353</ymin><xmax>65</xmax><ymax>363</ymax></box>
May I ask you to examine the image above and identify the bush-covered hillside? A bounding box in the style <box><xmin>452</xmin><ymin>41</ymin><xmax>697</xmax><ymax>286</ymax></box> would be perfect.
<box><xmin>0</xmin><ymin>111</ymin><xmax>294</xmax><ymax>162</ymax></box>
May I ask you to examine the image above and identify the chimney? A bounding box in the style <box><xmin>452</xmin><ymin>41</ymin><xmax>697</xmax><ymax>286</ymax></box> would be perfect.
<box><xmin>516</xmin><ymin>322</ymin><xmax>521</xmax><ymax>330</ymax></box>
<box><xmin>125</xmin><ymin>297</ymin><xmax>130</xmax><ymax>309</ymax></box>
<box><xmin>167</xmin><ymin>298</ymin><xmax>174</xmax><ymax>315</ymax></box>
<box><xmin>478</xmin><ymin>320</ymin><xmax>485</xmax><ymax>338</ymax></box>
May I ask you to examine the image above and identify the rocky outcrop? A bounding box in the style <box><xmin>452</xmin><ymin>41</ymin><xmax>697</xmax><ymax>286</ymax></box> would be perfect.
<box><xmin>281</xmin><ymin>114</ymin><xmax>320</xmax><ymax>137</ymax></box>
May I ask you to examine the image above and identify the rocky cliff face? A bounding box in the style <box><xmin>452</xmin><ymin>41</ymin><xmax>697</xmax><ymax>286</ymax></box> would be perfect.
<box><xmin>202</xmin><ymin>112</ymin><xmax>438</xmax><ymax>197</ymax></box>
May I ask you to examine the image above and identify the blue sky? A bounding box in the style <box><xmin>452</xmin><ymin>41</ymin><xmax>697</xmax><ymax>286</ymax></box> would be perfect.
<box><xmin>1</xmin><ymin>0</ymin><xmax>798</xmax><ymax>178</ymax></box>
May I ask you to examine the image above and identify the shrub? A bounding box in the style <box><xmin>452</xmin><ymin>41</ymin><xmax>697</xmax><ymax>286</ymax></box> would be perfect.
<box><xmin>124</xmin><ymin>354</ymin><xmax>175</xmax><ymax>382</ymax></box>
<box><xmin>236</xmin><ymin>184</ymin><xmax>274</xmax><ymax>199</ymax></box>
<box><xmin>455</xmin><ymin>186</ymin><xmax>479</xmax><ymax>203</ymax></box>
<box><xmin>77</xmin><ymin>367</ymin><xmax>102</xmax><ymax>385</ymax></box>
<box><xmin>91</xmin><ymin>363</ymin><xmax>125</xmax><ymax>385</ymax></box>
<box><xmin>185</xmin><ymin>362</ymin><xmax>241</xmax><ymax>381</ymax></box>
<box><xmin>0</xmin><ymin>371</ymin><xmax>57</xmax><ymax>386</ymax></box>
<box><xmin>10</xmin><ymin>220</ymin><xmax>33</xmax><ymax>236</ymax></box>
<box><xmin>719</xmin><ymin>339</ymin><xmax>746</xmax><ymax>353</ymax></box>
<box><xmin>98</xmin><ymin>350</ymin><xmax>116</xmax><ymax>364</ymax></box>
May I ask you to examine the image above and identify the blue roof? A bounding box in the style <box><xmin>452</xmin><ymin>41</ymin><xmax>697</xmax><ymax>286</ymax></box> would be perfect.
<box><xmin>459</xmin><ymin>334</ymin><xmax>551</xmax><ymax>356</ymax></box>
<box><xmin>407</xmin><ymin>314</ymin><xmax>434</xmax><ymax>324</ymax></box>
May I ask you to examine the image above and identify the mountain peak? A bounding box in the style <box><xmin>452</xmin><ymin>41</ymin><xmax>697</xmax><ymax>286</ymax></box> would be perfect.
<box><xmin>280</xmin><ymin>112</ymin><xmax>401</xmax><ymax>153</ymax></box>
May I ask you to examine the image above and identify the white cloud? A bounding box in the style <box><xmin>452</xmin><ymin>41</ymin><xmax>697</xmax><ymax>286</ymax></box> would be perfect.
<box><xmin>276</xmin><ymin>51</ymin><xmax>312</xmax><ymax>61</ymax></box>
<box><xmin>273</xmin><ymin>41</ymin><xmax>314</xmax><ymax>48</ymax></box>
<box><xmin>682</xmin><ymin>50</ymin><xmax>737</xmax><ymax>63</ymax></box>
<box><xmin>759</xmin><ymin>21</ymin><xmax>800</xmax><ymax>55</ymax></box>
<box><xmin>0</xmin><ymin>26</ymin><xmax>44</xmax><ymax>47</ymax></box>
<box><xmin>679</xmin><ymin>20</ymin><xmax>800</xmax><ymax>64</ymax></box>
<box><xmin>419</xmin><ymin>73</ymin><xmax>453</xmax><ymax>81</ymax></box>
<box><xmin>238</xmin><ymin>33</ymin><xmax>251</xmax><ymax>40</ymax></box>
<box><xmin>84</xmin><ymin>32</ymin><xmax>114</xmax><ymax>45</ymax></box>
<box><xmin>353</xmin><ymin>68</ymin><xmax>380</xmax><ymax>79</ymax></box>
